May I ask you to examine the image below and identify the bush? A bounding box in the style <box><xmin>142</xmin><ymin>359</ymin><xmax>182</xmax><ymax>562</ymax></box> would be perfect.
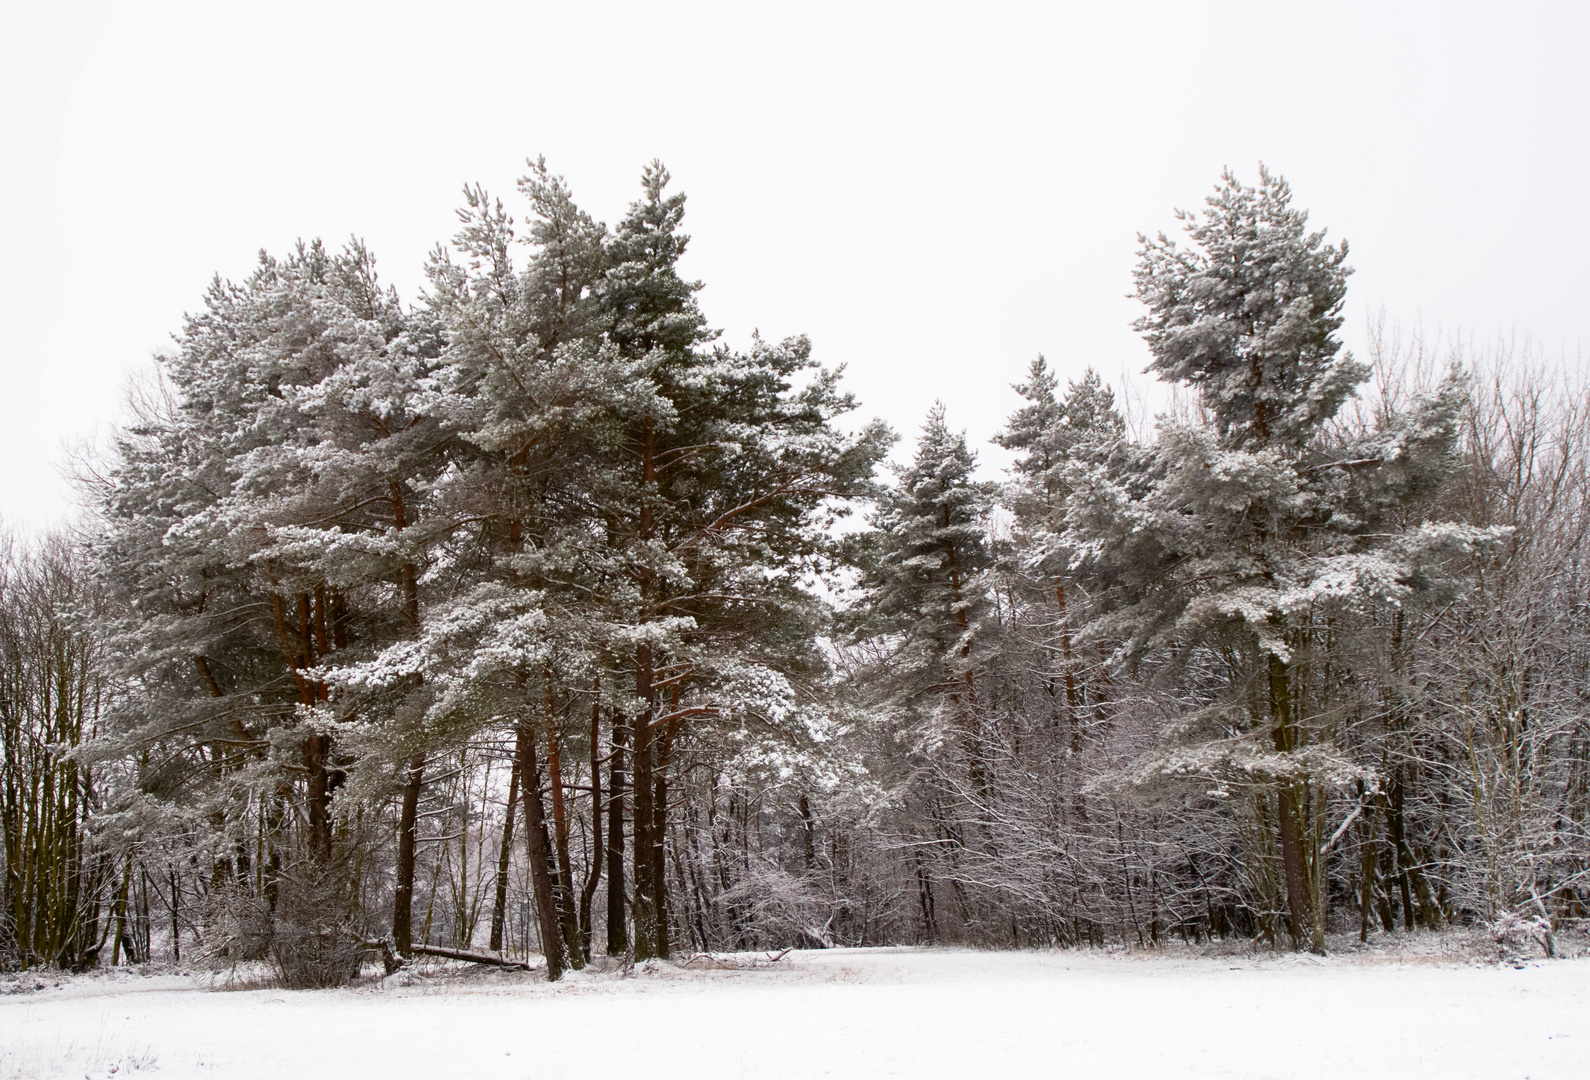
<box><xmin>199</xmin><ymin>868</ymin><xmax>358</xmax><ymax>988</ymax></box>
<box><xmin>199</xmin><ymin>886</ymin><xmax>273</xmax><ymax>969</ymax></box>
<box><xmin>267</xmin><ymin>869</ymin><xmax>358</xmax><ymax>989</ymax></box>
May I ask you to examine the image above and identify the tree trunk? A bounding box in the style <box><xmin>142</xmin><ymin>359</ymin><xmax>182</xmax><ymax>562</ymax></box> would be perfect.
<box><xmin>1384</xmin><ymin>773</ymin><xmax>1439</xmax><ymax>929</ymax></box>
<box><xmin>386</xmin><ymin>479</ymin><xmax>427</xmax><ymax>953</ymax></box>
<box><xmin>517</xmin><ymin>723</ymin><xmax>566</xmax><ymax>980</ymax></box>
<box><xmin>798</xmin><ymin>793</ymin><xmax>816</xmax><ymax>872</ymax></box>
<box><xmin>630</xmin><ymin>413</ymin><xmax>664</xmax><ymax>961</ymax></box>
<box><xmin>169</xmin><ymin>866</ymin><xmax>181</xmax><ymax>962</ymax></box>
<box><xmin>272</xmin><ymin>591</ymin><xmax>334</xmax><ymax>863</ymax></box>
<box><xmin>391</xmin><ymin>480</ymin><xmax>419</xmax><ymax>629</ymax></box>
<box><xmin>392</xmin><ymin>752</ymin><xmax>425</xmax><ymax>955</ymax></box>
<box><xmin>408</xmin><ymin>942</ymin><xmax>530</xmax><ymax>970</ymax></box>
<box><xmin>1274</xmin><ymin>780</ymin><xmax>1314</xmax><ymax>950</ymax></box>
<box><xmin>1268</xmin><ymin>652</ymin><xmax>1323</xmax><ymax>954</ymax></box>
<box><xmin>606</xmin><ymin>707</ymin><xmax>628</xmax><ymax>956</ymax></box>
<box><xmin>631</xmin><ymin>642</ymin><xmax>661</xmax><ymax>959</ymax></box>
<box><xmin>543</xmin><ymin>674</ymin><xmax>585</xmax><ymax>968</ymax></box>
<box><xmin>111</xmin><ymin>855</ymin><xmax>131</xmax><ymax>965</ymax></box>
<box><xmin>1357</xmin><ymin>781</ymin><xmax>1376</xmax><ymax>944</ymax></box>
<box><xmin>913</xmin><ymin>846</ymin><xmax>936</xmax><ymax>943</ymax></box>
<box><xmin>651</xmin><ymin>705</ymin><xmax>675</xmax><ymax>957</ymax></box>
<box><xmin>579</xmin><ymin>681</ymin><xmax>603</xmax><ymax>958</ymax></box>
<box><xmin>487</xmin><ymin>745</ymin><xmax>522</xmax><ymax>954</ymax></box>
<box><xmin>304</xmin><ymin>733</ymin><xmax>333</xmax><ymax>862</ymax></box>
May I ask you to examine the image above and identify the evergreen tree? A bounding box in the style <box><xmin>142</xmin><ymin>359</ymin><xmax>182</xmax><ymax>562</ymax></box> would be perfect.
<box><xmin>1134</xmin><ymin>165</ymin><xmax>1361</xmax><ymax>450</ymax></box>
<box><xmin>993</xmin><ymin>362</ymin><xmax>1124</xmax><ymax>744</ymax></box>
<box><xmin>92</xmin><ymin>239</ymin><xmax>446</xmax><ymax>981</ymax></box>
<box><xmin>997</xmin><ymin>358</ymin><xmax>1123</xmax><ymax>502</ymax></box>
<box><xmin>871</xmin><ymin>404</ymin><xmax>993</xmax><ymax>700</ymax></box>
<box><xmin>65</xmin><ymin>153</ymin><xmax>1590</xmax><ymax>977</ymax></box>
<box><xmin>394</xmin><ymin>159</ymin><xmax>889</xmax><ymax>968</ymax></box>
<box><xmin>1063</xmin><ymin>168</ymin><xmax>1473</xmax><ymax>953</ymax></box>
<box><xmin>858</xmin><ymin>405</ymin><xmax>996</xmax><ymax>897</ymax></box>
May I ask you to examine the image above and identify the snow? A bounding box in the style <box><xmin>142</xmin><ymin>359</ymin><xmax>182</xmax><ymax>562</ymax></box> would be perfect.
<box><xmin>3</xmin><ymin>946</ymin><xmax>1587</xmax><ymax>1079</ymax></box>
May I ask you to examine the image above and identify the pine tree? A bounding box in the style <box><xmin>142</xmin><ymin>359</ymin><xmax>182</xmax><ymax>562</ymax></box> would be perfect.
<box><xmin>1064</xmin><ymin>168</ymin><xmax>1474</xmax><ymax>953</ymax></box>
<box><xmin>93</xmin><ymin>239</ymin><xmax>446</xmax><ymax>981</ymax></box>
<box><xmin>1133</xmin><ymin>165</ymin><xmax>1361</xmax><ymax>450</ymax></box>
<box><xmin>410</xmin><ymin>159</ymin><xmax>889</xmax><ymax>968</ymax></box>
<box><xmin>871</xmin><ymin>404</ymin><xmax>993</xmax><ymax>695</ymax></box>
<box><xmin>861</xmin><ymin>406</ymin><xmax>995</xmax><ymax>841</ymax></box>
<box><xmin>993</xmin><ymin>362</ymin><xmax>1126</xmax><ymax>762</ymax></box>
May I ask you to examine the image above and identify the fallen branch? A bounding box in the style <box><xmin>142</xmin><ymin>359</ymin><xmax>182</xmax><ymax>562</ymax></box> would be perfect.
<box><xmin>683</xmin><ymin>947</ymin><xmax>794</xmax><ymax>970</ymax></box>
<box><xmin>1319</xmin><ymin>799</ymin><xmax>1371</xmax><ymax>857</ymax></box>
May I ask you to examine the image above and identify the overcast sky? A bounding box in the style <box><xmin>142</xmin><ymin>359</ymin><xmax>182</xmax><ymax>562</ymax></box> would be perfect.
<box><xmin>2</xmin><ymin>1</ymin><xmax>1585</xmax><ymax>528</ymax></box>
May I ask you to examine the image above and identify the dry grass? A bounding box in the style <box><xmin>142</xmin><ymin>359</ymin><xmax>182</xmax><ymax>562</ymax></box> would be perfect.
<box><xmin>0</xmin><ymin>1029</ymin><xmax>158</xmax><ymax>1080</ymax></box>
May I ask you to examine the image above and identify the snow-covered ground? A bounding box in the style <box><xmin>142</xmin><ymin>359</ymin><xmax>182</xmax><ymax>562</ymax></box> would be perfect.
<box><xmin>3</xmin><ymin>944</ymin><xmax>1586</xmax><ymax>1079</ymax></box>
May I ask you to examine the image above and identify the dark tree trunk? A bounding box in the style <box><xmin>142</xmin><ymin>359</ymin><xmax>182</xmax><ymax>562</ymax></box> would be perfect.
<box><xmin>330</xmin><ymin>590</ymin><xmax>349</xmax><ymax>650</ymax></box>
<box><xmin>272</xmin><ymin>591</ymin><xmax>335</xmax><ymax>864</ymax></box>
<box><xmin>392</xmin><ymin>752</ymin><xmax>426</xmax><ymax>955</ymax></box>
<box><xmin>387</xmin><ymin>480</ymin><xmax>427</xmax><ymax>954</ymax></box>
<box><xmin>646</xmin><ymin>685</ymin><xmax>683</xmax><ymax>953</ymax></box>
<box><xmin>543</xmin><ymin>677</ymin><xmax>585</xmax><ymax>968</ymax></box>
<box><xmin>110</xmin><ymin>856</ymin><xmax>131</xmax><ymax>965</ymax></box>
<box><xmin>651</xmin><ymin>724</ymin><xmax>672</xmax><ymax>956</ymax></box>
<box><xmin>606</xmin><ymin>708</ymin><xmax>628</xmax><ymax>956</ymax></box>
<box><xmin>1274</xmin><ymin>781</ymin><xmax>1313</xmax><ymax>949</ymax></box>
<box><xmin>304</xmin><ymin>733</ymin><xmax>334</xmax><ymax>863</ymax></box>
<box><xmin>517</xmin><ymin>724</ymin><xmax>566</xmax><ymax>980</ymax></box>
<box><xmin>391</xmin><ymin>480</ymin><xmax>420</xmax><ymax>629</ymax></box>
<box><xmin>1385</xmin><ymin>772</ymin><xmax>1439</xmax><ymax>929</ymax></box>
<box><xmin>914</xmin><ymin>846</ymin><xmax>937</xmax><ymax>943</ymax></box>
<box><xmin>1269</xmin><ymin>652</ymin><xmax>1323</xmax><ymax>954</ymax></box>
<box><xmin>312</xmin><ymin>584</ymin><xmax>330</xmax><ymax>657</ymax></box>
<box><xmin>1375</xmin><ymin>828</ymin><xmax>1400</xmax><ymax>931</ymax></box>
<box><xmin>264</xmin><ymin>790</ymin><xmax>285</xmax><ymax>912</ymax></box>
<box><xmin>629</xmin><ymin>414</ymin><xmax>664</xmax><ymax>960</ymax></box>
<box><xmin>169</xmin><ymin>867</ymin><xmax>181</xmax><ymax>962</ymax></box>
<box><xmin>799</xmin><ymin>793</ymin><xmax>816</xmax><ymax>872</ymax></box>
<box><xmin>1357</xmin><ymin>781</ymin><xmax>1377</xmax><ymax>944</ymax></box>
<box><xmin>631</xmin><ymin>642</ymin><xmax>661</xmax><ymax>959</ymax></box>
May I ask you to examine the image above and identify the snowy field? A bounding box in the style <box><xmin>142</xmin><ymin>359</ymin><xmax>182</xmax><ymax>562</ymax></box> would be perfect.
<box><xmin>3</xmin><ymin>945</ymin><xmax>1587</xmax><ymax>1080</ymax></box>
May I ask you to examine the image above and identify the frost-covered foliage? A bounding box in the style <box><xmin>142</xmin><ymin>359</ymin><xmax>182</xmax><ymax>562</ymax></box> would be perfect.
<box><xmin>1134</xmin><ymin>165</ymin><xmax>1363</xmax><ymax>449</ymax></box>
<box><xmin>833</xmin><ymin>170</ymin><xmax>1590</xmax><ymax>957</ymax></box>
<box><xmin>62</xmin><ymin>158</ymin><xmax>890</xmax><ymax>979</ymax></box>
<box><xmin>14</xmin><ymin>165</ymin><xmax>1590</xmax><ymax>979</ymax></box>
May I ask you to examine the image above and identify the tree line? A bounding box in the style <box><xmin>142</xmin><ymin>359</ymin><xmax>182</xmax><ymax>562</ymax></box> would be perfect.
<box><xmin>1</xmin><ymin>162</ymin><xmax>1583</xmax><ymax>979</ymax></box>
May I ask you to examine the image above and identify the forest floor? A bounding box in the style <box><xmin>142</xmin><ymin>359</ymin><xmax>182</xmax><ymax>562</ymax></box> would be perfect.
<box><xmin>2</xmin><ymin>936</ymin><xmax>1586</xmax><ymax>1079</ymax></box>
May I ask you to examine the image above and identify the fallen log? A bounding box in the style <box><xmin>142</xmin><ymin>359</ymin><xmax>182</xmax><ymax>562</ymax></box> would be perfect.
<box><xmin>408</xmin><ymin>943</ymin><xmax>533</xmax><ymax>970</ymax></box>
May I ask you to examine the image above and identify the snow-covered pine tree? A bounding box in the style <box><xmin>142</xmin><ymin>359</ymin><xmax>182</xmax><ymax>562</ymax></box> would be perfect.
<box><xmin>92</xmin><ymin>239</ymin><xmax>446</xmax><ymax>983</ymax></box>
<box><xmin>868</xmin><ymin>404</ymin><xmax>994</xmax><ymax>757</ymax></box>
<box><xmin>840</xmin><ymin>372</ymin><xmax>1130</xmax><ymax>946</ymax></box>
<box><xmin>406</xmin><ymin>159</ymin><xmax>890</xmax><ymax>969</ymax></box>
<box><xmin>997</xmin><ymin>359</ymin><xmax>1124</xmax><ymax>505</ymax></box>
<box><xmin>1063</xmin><ymin>168</ymin><xmax>1474</xmax><ymax>953</ymax></box>
<box><xmin>413</xmin><ymin>163</ymin><xmax>630</xmax><ymax>976</ymax></box>
<box><xmin>548</xmin><ymin>162</ymin><xmax>890</xmax><ymax>960</ymax></box>
<box><xmin>852</xmin><ymin>406</ymin><xmax>1003</xmax><ymax>933</ymax></box>
<box><xmin>996</xmin><ymin>360</ymin><xmax>1125</xmax><ymax>749</ymax></box>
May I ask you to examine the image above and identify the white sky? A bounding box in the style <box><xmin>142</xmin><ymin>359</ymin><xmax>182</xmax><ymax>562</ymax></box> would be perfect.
<box><xmin>2</xmin><ymin>1</ymin><xmax>1586</xmax><ymax>528</ymax></box>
